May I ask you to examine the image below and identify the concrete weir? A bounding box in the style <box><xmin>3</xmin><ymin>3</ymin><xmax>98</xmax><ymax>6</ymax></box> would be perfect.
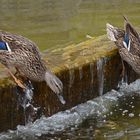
<box><xmin>0</xmin><ymin>35</ymin><xmax>138</xmax><ymax>131</ymax></box>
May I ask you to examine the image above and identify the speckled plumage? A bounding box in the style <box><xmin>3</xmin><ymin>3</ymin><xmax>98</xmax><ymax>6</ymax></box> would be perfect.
<box><xmin>0</xmin><ymin>30</ymin><xmax>63</xmax><ymax>94</ymax></box>
<box><xmin>106</xmin><ymin>17</ymin><xmax>140</xmax><ymax>75</ymax></box>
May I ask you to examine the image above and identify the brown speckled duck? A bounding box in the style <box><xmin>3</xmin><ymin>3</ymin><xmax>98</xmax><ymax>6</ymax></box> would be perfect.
<box><xmin>106</xmin><ymin>17</ymin><xmax>140</xmax><ymax>76</ymax></box>
<box><xmin>0</xmin><ymin>30</ymin><xmax>63</xmax><ymax>95</ymax></box>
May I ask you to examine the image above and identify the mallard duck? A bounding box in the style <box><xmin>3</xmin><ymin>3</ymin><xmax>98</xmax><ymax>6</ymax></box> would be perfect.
<box><xmin>0</xmin><ymin>30</ymin><xmax>63</xmax><ymax>95</ymax></box>
<box><xmin>106</xmin><ymin>17</ymin><xmax>140</xmax><ymax>76</ymax></box>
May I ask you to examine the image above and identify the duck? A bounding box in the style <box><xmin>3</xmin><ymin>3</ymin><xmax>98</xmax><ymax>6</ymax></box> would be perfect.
<box><xmin>106</xmin><ymin>16</ymin><xmax>140</xmax><ymax>76</ymax></box>
<box><xmin>0</xmin><ymin>30</ymin><xmax>63</xmax><ymax>97</ymax></box>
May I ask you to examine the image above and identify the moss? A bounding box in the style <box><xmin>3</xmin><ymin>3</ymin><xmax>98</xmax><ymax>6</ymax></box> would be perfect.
<box><xmin>0</xmin><ymin>35</ymin><xmax>117</xmax><ymax>86</ymax></box>
<box><xmin>0</xmin><ymin>34</ymin><xmax>138</xmax><ymax>131</ymax></box>
<box><xmin>45</xmin><ymin>35</ymin><xmax>118</xmax><ymax>74</ymax></box>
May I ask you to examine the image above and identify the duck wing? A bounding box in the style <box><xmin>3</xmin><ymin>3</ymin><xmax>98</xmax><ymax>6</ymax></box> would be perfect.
<box><xmin>0</xmin><ymin>30</ymin><xmax>41</xmax><ymax>57</ymax></box>
<box><xmin>124</xmin><ymin>18</ymin><xmax>140</xmax><ymax>56</ymax></box>
<box><xmin>106</xmin><ymin>23</ymin><xmax>125</xmax><ymax>41</ymax></box>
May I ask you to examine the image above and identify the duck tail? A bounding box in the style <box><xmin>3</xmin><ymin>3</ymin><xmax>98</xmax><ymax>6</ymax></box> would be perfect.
<box><xmin>123</xmin><ymin>15</ymin><xmax>128</xmax><ymax>22</ymax></box>
<box><xmin>106</xmin><ymin>23</ymin><xmax>117</xmax><ymax>41</ymax></box>
<box><xmin>45</xmin><ymin>71</ymin><xmax>65</xmax><ymax>104</ymax></box>
<box><xmin>123</xmin><ymin>16</ymin><xmax>140</xmax><ymax>41</ymax></box>
<box><xmin>123</xmin><ymin>15</ymin><xmax>132</xmax><ymax>33</ymax></box>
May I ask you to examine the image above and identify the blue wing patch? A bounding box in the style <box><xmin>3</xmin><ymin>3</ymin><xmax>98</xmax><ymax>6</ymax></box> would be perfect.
<box><xmin>0</xmin><ymin>41</ymin><xmax>7</xmax><ymax>50</ymax></box>
<box><xmin>124</xmin><ymin>33</ymin><xmax>129</xmax><ymax>47</ymax></box>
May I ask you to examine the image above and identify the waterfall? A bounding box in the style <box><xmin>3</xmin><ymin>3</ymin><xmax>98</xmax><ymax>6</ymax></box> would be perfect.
<box><xmin>97</xmin><ymin>58</ymin><xmax>104</xmax><ymax>96</ymax></box>
<box><xmin>79</xmin><ymin>66</ymin><xmax>83</xmax><ymax>80</ymax></box>
<box><xmin>69</xmin><ymin>68</ymin><xmax>75</xmax><ymax>88</ymax></box>
<box><xmin>90</xmin><ymin>63</ymin><xmax>94</xmax><ymax>85</ymax></box>
<box><xmin>90</xmin><ymin>63</ymin><xmax>94</xmax><ymax>93</ymax></box>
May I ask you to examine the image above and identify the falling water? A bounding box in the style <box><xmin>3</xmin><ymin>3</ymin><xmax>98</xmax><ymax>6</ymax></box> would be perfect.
<box><xmin>90</xmin><ymin>63</ymin><xmax>94</xmax><ymax>93</ymax></box>
<box><xmin>68</xmin><ymin>68</ymin><xmax>75</xmax><ymax>98</ymax></box>
<box><xmin>69</xmin><ymin>68</ymin><xmax>75</xmax><ymax>88</ymax></box>
<box><xmin>97</xmin><ymin>58</ymin><xmax>106</xmax><ymax>112</ymax></box>
<box><xmin>118</xmin><ymin>63</ymin><xmax>129</xmax><ymax>88</ymax></box>
<box><xmin>79</xmin><ymin>66</ymin><xmax>83</xmax><ymax>80</ymax></box>
<box><xmin>1</xmin><ymin>79</ymin><xmax>140</xmax><ymax>140</ymax></box>
<box><xmin>90</xmin><ymin>63</ymin><xmax>94</xmax><ymax>84</ymax></box>
<box><xmin>16</xmin><ymin>81</ymin><xmax>38</xmax><ymax>124</ymax></box>
<box><xmin>97</xmin><ymin>58</ymin><xmax>104</xmax><ymax>96</ymax></box>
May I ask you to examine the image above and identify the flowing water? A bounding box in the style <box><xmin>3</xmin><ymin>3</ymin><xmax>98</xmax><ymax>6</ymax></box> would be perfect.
<box><xmin>1</xmin><ymin>80</ymin><xmax>140</xmax><ymax>140</ymax></box>
<box><xmin>1</xmin><ymin>0</ymin><xmax>140</xmax><ymax>139</ymax></box>
<box><xmin>97</xmin><ymin>58</ymin><xmax>105</xmax><ymax>96</ymax></box>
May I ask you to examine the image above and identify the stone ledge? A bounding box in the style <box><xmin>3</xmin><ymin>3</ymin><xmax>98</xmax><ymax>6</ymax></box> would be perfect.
<box><xmin>0</xmin><ymin>35</ymin><xmax>138</xmax><ymax>131</ymax></box>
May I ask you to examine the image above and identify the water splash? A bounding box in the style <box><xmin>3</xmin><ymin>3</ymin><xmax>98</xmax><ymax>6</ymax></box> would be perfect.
<box><xmin>16</xmin><ymin>80</ymin><xmax>39</xmax><ymax>124</ymax></box>
<box><xmin>117</xmin><ymin>70</ymin><xmax>128</xmax><ymax>89</ymax></box>
<box><xmin>56</xmin><ymin>93</ymin><xmax>66</xmax><ymax>105</ymax></box>
<box><xmin>1</xmin><ymin>79</ymin><xmax>140</xmax><ymax>139</ymax></box>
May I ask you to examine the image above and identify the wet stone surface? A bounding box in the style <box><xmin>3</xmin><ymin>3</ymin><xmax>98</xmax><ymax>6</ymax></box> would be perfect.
<box><xmin>0</xmin><ymin>35</ymin><xmax>138</xmax><ymax>132</ymax></box>
<box><xmin>1</xmin><ymin>79</ymin><xmax>140</xmax><ymax>140</ymax></box>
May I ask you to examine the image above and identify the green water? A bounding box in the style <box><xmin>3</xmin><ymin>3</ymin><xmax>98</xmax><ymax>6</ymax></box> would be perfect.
<box><xmin>40</xmin><ymin>93</ymin><xmax>140</xmax><ymax>140</ymax></box>
<box><xmin>1</xmin><ymin>1</ymin><xmax>140</xmax><ymax>139</ymax></box>
<box><xmin>1</xmin><ymin>0</ymin><xmax>140</xmax><ymax>50</ymax></box>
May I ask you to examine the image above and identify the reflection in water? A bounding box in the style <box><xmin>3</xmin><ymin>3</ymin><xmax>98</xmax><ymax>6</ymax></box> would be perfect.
<box><xmin>0</xmin><ymin>0</ymin><xmax>140</xmax><ymax>50</ymax></box>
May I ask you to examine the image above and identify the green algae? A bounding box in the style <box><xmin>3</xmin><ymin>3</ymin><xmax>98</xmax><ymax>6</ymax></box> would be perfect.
<box><xmin>44</xmin><ymin>35</ymin><xmax>118</xmax><ymax>73</ymax></box>
<box><xmin>0</xmin><ymin>34</ymin><xmax>138</xmax><ymax>131</ymax></box>
<box><xmin>0</xmin><ymin>35</ymin><xmax>117</xmax><ymax>88</ymax></box>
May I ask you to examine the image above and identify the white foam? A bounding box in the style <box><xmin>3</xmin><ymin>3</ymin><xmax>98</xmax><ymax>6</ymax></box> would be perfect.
<box><xmin>0</xmin><ymin>79</ymin><xmax>140</xmax><ymax>139</ymax></box>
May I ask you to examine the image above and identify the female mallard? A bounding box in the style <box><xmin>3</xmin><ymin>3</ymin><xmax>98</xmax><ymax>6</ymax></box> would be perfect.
<box><xmin>0</xmin><ymin>30</ymin><xmax>63</xmax><ymax>95</ymax></box>
<box><xmin>106</xmin><ymin>17</ymin><xmax>140</xmax><ymax>76</ymax></box>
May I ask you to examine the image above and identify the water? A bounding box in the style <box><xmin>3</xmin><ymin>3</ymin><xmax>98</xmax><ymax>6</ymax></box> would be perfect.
<box><xmin>1</xmin><ymin>0</ymin><xmax>140</xmax><ymax>139</ymax></box>
<box><xmin>79</xmin><ymin>66</ymin><xmax>83</xmax><ymax>80</ymax></box>
<box><xmin>1</xmin><ymin>79</ymin><xmax>140</xmax><ymax>139</ymax></box>
<box><xmin>69</xmin><ymin>69</ymin><xmax>75</xmax><ymax>88</ymax></box>
<box><xmin>97</xmin><ymin>58</ymin><xmax>105</xmax><ymax>96</ymax></box>
<box><xmin>90</xmin><ymin>63</ymin><xmax>94</xmax><ymax>85</ymax></box>
<box><xmin>0</xmin><ymin>0</ymin><xmax>140</xmax><ymax>51</ymax></box>
<box><xmin>16</xmin><ymin>80</ymin><xmax>40</xmax><ymax>124</ymax></box>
